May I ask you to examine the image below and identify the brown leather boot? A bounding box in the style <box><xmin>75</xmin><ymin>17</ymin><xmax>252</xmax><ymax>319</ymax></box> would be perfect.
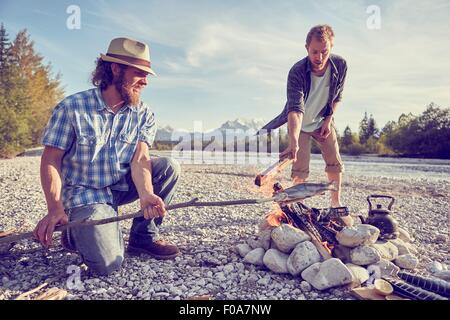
<box><xmin>127</xmin><ymin>239</ymin><xmax>180</xmax><ymax>260</ymax></box>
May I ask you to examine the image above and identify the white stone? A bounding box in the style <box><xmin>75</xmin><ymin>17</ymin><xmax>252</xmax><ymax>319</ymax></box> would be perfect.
<box><xmin>405</xmin><ymin>243</ymin><xmax>418</xmax><ymax>255</ymax></box>
<box><xmin>257</xmin><ymin>275</ymin><xmax>271</xmax><ymax>286</ymax></box>
<box><xmin>350</xmin><ymin>245</ymin><xmax>382</xmax><ymax>266</ymax></box>
<box><xmin>388</xmin><ymin>238</ymin><xmax>411</xmax><ymax>255</ymax></box>
<box><xmin>368</xmin><ymin>259</ymin><xmax>400</xmax><ymax>278</ymax></box>
<box><xmin>371</xmin><ymin>241</ymin><xmax>399</xmax><ymax>261</ymax></box>
<box><xmin>95</xmin><ymin>288</ymin><xmax>108</xmax><ymax>295</ymax></box>
<box><xmin>257</xmin><ymin>228</ymin><xmax>273</xmax><ymax>250</ymax></box>
<box><xmin>301</xmin><ymin>262</ymin><xmax>321</xmax><ymax>285</ymax></box>
<box><xmin>427</xmin><ymin>261</ymin><xmax>444</xmax><ymax>274</ymax></box>
<box><xmin>243</xmin><ymin>248</ymin><xmax>265</xmax><ymax>266</ymax></box>
<box><xmin>215</xmin><ymin>272</ymin><xmax>227</xmax><ymax>281</ymax></box>
<box><xmin>196</xmin><ymin>279</ymin><xmax>206</xmax><ymax>287</ymax></box>
<box><xmin>300</xmin><ymin>281</ymin><xmax>312</xmax><ymax>292</ymax></box>
<box><xmin>346</xmin><ymin>263</ymin><xmax>370</xmax><ymax>287</ymax></box>
<box><xmin>263</xmin><ymin>249</ymin><xmax>289</xmax><ymax>274</ymax></box>
<box><xmin>332</xmin><ymin>245</ymin><xmax>352</xmax><ymax>263</ymax></box>
<box><xmin>398</xmin><ymin>227</ymin><xmax>414</xmax><ymax>243</ymax></box>
<box><xmin>300</xmin><ymin>259</ymin><xmax>353</xmax><ymax>291</ymax></box>
<box><xmin>394</xmin><ymin>254</ymin><xmax>419</xmax><ymax>270</ymax></box>
<box><xmin>287</xmin><ymin>241</ymin><xmax>321</xmax><ymax>276</ymax></box>
<box><xmin>271</xmin><ymin>223</ymin><xmax>310</xmax><ymax>253</ymax></box>
<box><xmin>223</xmin><ymin>264</ymin><xmax>234</xmax><ymax>273</ymax></box>
<box><xmin>336</xmin><ymin>224</ymin><xmax>380</xmax><ymax>248</ymax></box>
<box><xmin>247</xmin><ymin>237</ymin><xmax>261</xmax><ymax>250</ymax></box>
<box><xmin>269</xmin><ymin>239</ymin><xmax>283</xmax><ymax>251</ymax></box>
<box><xmin>235</xmin><ymin>243</ymin><xmax>252</xmax><ymax>258</ymax></box>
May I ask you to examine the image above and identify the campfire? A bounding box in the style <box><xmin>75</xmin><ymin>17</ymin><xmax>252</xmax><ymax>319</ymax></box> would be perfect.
<box><xmin>233</xmin><ymin>159</ymin><xmax>448</xmax><ymax>301</ymax></box>
<box><xmin>263</xmin><ymin>182</ymin><xmax>350</xmax><ymax>258</ymax></box>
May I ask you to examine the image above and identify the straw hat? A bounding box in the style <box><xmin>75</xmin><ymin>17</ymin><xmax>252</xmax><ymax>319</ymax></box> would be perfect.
<box><xmin>100</xmin><ymin>37</ymin><xmax>156</xmax><ymax>75</ymax></box>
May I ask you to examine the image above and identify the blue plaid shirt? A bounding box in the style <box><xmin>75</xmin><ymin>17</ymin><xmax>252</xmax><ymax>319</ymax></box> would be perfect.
<box><xmin>42</xmin><ymin>88</ymin><xmax>157</xmax><ymax>209</ymax></box>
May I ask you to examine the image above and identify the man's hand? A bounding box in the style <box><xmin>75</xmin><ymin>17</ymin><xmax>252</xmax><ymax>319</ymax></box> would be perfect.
<box><xmin>319</xmin><ymin>118</ymin><xmax>332</xmax><ymax>141</ymax></box>
<box><xmin>140</xmin><ymin>193</ymin><xmax>166</xmax><ymax>220</ymax></box>
<box><xmin>33</xmin><ymin>208</ymin><xmax>68</xmax><ymax>247</ymax></box>
<box><xmin>280</xmin><ymin>139</ymin><xmax>299</xmax><ymax>162</ymax></box>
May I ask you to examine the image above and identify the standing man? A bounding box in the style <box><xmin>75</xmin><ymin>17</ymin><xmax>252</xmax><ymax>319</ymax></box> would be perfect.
<box><xmin>261</xmin><ymin>25</ymin><xmax>350</xmax><ymax>218</ymax></box>
<box><xmin>34</xmin><ymin>37</ymin><xmax>181</xmax><ymax>276</ymax></box>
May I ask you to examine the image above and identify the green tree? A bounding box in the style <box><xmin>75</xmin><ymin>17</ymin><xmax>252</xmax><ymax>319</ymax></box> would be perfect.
<box><xmin>383</xmin><ymin>103</ymin><xmax>450</xmax><ymax>158</ymax></box>
<box><xmin>0</xmin><ymin>24</ymin><xmax>64</xmax><ymax>157</ymax></box>
<box><xmin>341</xmin><ymin>125</ymin><xmax>354</xmax><ymax>147</ymax></box>
<box><xmin>359</xmin><ymin>112</ymin><xmax>379</xmax><ymax>144</ymax></box>
<box><xmin>9</xmin><ymin>29</ymin><xmax>64</xmax><ymax>145</ymax></box>
<box><xmin>0</xmin><ymin>23</ymin><xmax>11</xmax><ymax>74</ymax></box>
<box><xmin>367</xmin><ymin>114</ymin><xmax>379</xmax><ymax>138</ymax></box>
<box><xmin>358</xmin><ymin>112</ymin><xmax>369</xmax><ymax>144</ymax></box>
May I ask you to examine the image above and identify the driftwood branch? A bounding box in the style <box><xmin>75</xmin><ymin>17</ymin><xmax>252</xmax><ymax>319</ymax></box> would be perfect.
<box><xmin>0</xmin><ymin>197</ymin><xmax>268</xmax><ymax>246</ymax></box>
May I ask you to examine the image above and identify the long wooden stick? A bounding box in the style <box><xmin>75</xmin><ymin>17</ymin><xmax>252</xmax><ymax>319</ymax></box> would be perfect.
<box><xmin>0</xmin><ymin>197</ymin><xmax>273</xmax><ymax>245</ymax></box>
<box><xmin>255</xmin><ymin>154</ymin><xmax>292</xmax><ymax>186</ymax></box>
<box><xmin>15</xmin><ymin>283</ymin><xmax>48</xmax><ymax>300</ymax></box>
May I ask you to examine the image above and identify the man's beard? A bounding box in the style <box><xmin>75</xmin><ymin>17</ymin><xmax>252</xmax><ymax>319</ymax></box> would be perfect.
<box><xmin>114</xmin><ymin>70</ymin><xmax>140</xmax><ymax>106</ymax></box>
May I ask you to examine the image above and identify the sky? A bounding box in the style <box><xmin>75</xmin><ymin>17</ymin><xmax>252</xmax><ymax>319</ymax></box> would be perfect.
<box><xmin>1</xmin><ymin>0</ymin><xmax>449</xmax><ymax>132</ymax></box>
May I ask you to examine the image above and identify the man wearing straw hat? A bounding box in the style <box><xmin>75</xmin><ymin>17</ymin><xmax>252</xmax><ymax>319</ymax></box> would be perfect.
<box><xmin>33</xmin><ymin>37</ymin><xmax>181</xmax><ymax>275</ymax></box>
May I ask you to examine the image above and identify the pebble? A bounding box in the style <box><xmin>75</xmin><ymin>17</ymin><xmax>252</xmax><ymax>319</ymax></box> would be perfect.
<box><xmin>434</xmin><ymin>235</ymin><xmax>447</xmax><ymax>243</ymax></box>
<box><xmin>257</xmin><ymin>276</ymin><xmax>271</xmax><ymax>286</ymax></box>
<box><xmin>300</xmin><ymin>281</ymin><xmax>312</xmax><ymax>292</ymax></box>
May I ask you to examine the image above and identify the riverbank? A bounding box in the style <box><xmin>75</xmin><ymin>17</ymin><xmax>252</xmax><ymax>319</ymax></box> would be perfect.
<box><xmin>0</xmin><ymin>155</ymin><xmax>448</xmax><ymax>300</ymax></box>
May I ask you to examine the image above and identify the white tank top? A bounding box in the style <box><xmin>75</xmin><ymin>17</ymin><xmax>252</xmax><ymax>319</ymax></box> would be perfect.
<box><xmin>301</xmin><ymin>65</ymin><xmax>331</xmax><ymax>132</ymax></box>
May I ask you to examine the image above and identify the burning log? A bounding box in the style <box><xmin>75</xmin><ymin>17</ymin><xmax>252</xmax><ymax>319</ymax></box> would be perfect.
<box><xmin>255</xmin><ymin>155</ymin><xmax>292</xmax><ymax>187</ymax></box>
<box><xmin>273</xmin><ymin>183</ymin><xmax>332</xmax><ymax>260</ymax></box>
<box><xmin>271</xmin><ymin>182</ymin><xmax>349</xmax><ymax>261</ymax></box>
<box><xmin>280</xmin><ymin>202</ymin><xmax>332</xmax><ymax>260</ymax></box>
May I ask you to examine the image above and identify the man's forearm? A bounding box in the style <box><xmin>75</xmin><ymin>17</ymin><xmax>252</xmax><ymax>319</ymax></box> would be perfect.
<box><xmin>131</xmin><ymin>157</ymin><xmax>154</xmax><ymax>197</ymax></box>
<box><xmin>287</xmin><ymin>111</ymin><xmax>304</xmax><ymax>144</ymax></box>
<box><xmin>40</xmin><ymin>156</ymin><xmax>64</xmax><ymax>212</ymax></box>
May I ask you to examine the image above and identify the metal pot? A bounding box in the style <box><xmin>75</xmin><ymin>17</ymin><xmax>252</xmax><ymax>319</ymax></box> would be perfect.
<box><xmin>359</xmin><ymin>195</ymin><xmax>399</xmax><ymax>240</ymax></box>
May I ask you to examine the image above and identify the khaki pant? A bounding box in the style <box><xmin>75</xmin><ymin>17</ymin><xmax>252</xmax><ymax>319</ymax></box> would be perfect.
<box><xmin>291</xmin><ymin>127</ymin><xmax>344</xmax><ymax>180</ymax></box>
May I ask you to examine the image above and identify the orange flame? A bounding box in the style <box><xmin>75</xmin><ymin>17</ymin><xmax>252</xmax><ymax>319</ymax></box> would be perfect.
<box><xmin>259</xmin><ymin>204</ymin><xmax>291</xmax><ymax>231</ymax></box>
<box><xmin>321</xmin><ymin>241</ymin><xmax>333</xmax><ymax>255</ymax></box>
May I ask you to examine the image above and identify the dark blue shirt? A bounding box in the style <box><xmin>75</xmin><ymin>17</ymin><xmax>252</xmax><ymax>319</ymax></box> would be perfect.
<box><xmin>259</xmin><ymin>54</ymin><xmax>347</xmax><ymax>132</ymax></box>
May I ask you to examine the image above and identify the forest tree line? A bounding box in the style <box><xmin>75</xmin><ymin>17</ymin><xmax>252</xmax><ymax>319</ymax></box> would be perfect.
<box><xmin>0</xmin><ymin>24</ymin><xmax>63</xmax><ymax>158</ymax></box>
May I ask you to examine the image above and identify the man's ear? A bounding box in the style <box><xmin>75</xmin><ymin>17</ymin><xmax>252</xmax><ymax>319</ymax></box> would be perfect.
<box><xmin>111</xmin><ymin>63</ymin><xmax>122</xmax><ymax>77</ymax></box>
<box><xmin>305</xmin><ymin>43</ymin><xmax>308</xmax><ymax>51</ymax></box>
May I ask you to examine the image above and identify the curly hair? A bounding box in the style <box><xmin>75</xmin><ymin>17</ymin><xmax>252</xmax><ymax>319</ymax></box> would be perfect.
<box><xmin>306</xmin><ymin>25</ymin><xmax>335</xmax><ymax>46</ymax></box>
<box><xmin>91</xmin><ymin>58</ymin><xmax>126</xmax><ymax>90</ymax></box>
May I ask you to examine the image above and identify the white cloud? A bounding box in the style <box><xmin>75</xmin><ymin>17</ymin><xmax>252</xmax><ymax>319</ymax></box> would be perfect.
<box><xmin>28</xmin><ymin>0</ymin><xmax>448</xmax><ymax>130</ymax></box>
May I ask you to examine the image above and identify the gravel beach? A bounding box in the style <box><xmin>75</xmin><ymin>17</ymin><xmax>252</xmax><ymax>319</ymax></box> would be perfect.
<box><xmin>0</xmin><ymin>152</ymin><xmax>449</xmax><ymax>300</ymax></box>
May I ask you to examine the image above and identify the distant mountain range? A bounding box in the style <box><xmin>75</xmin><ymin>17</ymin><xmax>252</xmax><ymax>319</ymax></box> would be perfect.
<box><xmin>155</xmin><ymin>118</ymin><xmax>270</xmax><ymax>142</ymax></box>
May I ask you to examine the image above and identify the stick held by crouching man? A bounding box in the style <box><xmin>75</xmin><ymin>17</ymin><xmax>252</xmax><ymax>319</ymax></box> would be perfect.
<box><xmin>34</xmin><ymin>37</ymin><xmax>181</xmax><ymax>276</ymax></box>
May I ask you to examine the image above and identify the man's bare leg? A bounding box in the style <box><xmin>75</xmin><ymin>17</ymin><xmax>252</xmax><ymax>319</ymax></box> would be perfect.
<box><xmin>292</xmin><ymin>177</ymin><xmax>305</xmax><ymax>204</ymax></box>
<box><xmin>326</xmin><ymin>171</ymin><xmax>353</xmax><ymax>226</ymax></box>
<box><xmin>292</xmin><ymin>176</ymin><xmax>305</xmax><ymax>186</ymax></box>
<box><xmin>326</xmin><ymin>171</ymin><xmax>341</xmax><ymax>207</ymax></box>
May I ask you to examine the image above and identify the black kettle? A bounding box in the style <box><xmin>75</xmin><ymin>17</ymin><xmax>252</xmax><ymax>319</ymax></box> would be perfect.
<box><xmin>359</xmin><ymin>195</ymin><xmax>399</xmax><ymax>240</ymax></box>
